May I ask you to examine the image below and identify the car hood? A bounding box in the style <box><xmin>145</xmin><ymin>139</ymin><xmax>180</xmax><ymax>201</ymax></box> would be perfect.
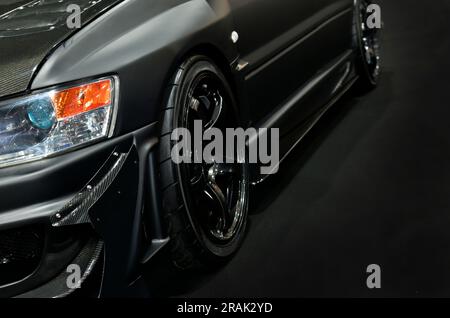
<box><xmin>0</xmin><ymin>0</ymin><xmax>122</xmax><ymax>98</ymax></box>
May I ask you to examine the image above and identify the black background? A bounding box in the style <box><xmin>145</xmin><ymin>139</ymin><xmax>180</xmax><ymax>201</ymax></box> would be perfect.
<box><xmin>144</xmin><ymin>0</ymin><xmax>450</xmax><ymax>298</ymax></box>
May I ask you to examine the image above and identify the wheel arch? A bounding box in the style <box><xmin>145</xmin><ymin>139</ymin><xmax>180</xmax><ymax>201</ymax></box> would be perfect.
<box><xmin>178</xmin><ymin>44</ymin><xmax>239</xmax><ymax>96</ymax></box>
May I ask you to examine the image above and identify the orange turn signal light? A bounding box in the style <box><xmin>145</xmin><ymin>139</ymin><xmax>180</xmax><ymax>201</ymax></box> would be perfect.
<box><xmin>51</xmin><ymin>79</ymin><xmax>112</xmax><ymax>119</ymax></box>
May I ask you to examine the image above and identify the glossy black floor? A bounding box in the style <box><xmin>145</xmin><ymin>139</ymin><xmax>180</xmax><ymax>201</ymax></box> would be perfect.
<box><xmin>143</xmin><ymin>0</ymin><xmax>450</xmax><ymax>298</ymax></box>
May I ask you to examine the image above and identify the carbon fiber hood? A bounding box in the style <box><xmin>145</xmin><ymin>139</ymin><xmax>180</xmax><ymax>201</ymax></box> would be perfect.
<box><xmin>0</xmin><ymin>0</ymin><xmax>122</xmax><ymax>98</ymax></box>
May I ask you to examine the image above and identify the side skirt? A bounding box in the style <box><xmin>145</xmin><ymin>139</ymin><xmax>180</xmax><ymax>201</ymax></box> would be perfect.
<box><xmin>249</xmin><ymin>51</ymin><xmax>358</xmax><ymax>184</ymax></box>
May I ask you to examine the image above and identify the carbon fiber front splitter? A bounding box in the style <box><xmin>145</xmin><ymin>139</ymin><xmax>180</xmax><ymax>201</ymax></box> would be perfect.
<box><xmin>0</xmin><ymin>122</ymin><xmax>166</xmax><ymax>297</ymax></box>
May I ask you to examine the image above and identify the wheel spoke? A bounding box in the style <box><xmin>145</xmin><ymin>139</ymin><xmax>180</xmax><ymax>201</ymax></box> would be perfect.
<box><xmin>190</xmin><ymin>166</ymin><xmax>205</xmax><ymax>189</ymax></box>
<box><xmin>189</xmin><ymin>96</ymin><xmax>210</xmax><ymax>123</ymax></box>
<box><xmin>200</xmin><ymin>181</ymin><xmax>228</xmax><ymax>233</ymax></box>
<box><xmin>190</xmin><ymin>166</ymin><xmax>230</xmax><ymax>231</ymax></box>
<box><xmin>205</xmin><ymin>91</ymin><xmax>223</xmax><ymax>129</ymax></box>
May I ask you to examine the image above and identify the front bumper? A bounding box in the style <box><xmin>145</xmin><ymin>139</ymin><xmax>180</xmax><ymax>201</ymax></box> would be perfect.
<box><xmin>0</xmin><ymin>122</ymin><xmax>163</xmax><ymax>297</ymax></box>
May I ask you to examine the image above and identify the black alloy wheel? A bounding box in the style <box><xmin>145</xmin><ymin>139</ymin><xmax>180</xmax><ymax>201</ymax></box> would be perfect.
<box><xmin>354</xmin><ymin>0</ymin><xmax>382</xmax><ymax>89</ymax></box>
<box><xmin>159</xmin><ymin>56</ymin><xmax>249</xmax><ymax>269</ymax></box>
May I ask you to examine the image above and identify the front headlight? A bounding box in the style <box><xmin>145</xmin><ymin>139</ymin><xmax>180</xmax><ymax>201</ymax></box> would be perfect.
<box><xmin>0</xmin><ymin>77</ymin><xmax>117</xmax><ymax>168</ymax></box>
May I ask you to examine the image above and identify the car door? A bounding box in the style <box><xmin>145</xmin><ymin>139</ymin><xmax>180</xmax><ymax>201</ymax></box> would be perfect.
<box><xmin>228</xmin><ymin>0</ymin><xmax>354</xmax><ymax>126</ymax></box>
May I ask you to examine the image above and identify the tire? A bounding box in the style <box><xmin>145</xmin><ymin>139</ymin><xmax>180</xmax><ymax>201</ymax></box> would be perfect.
<box><xmin>158</xmin><ymin>55</ymin><xmax>250</xmax><ymax>270</ymax></box>
<box><xmin>353</xmin><ymin>0</ymin><xmax>382</xmax><ymax>91</ymax></box>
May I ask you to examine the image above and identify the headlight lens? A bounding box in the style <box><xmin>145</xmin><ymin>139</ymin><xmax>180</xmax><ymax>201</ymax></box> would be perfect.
<box><xmin>0</xmin><ymin>77</ymin><xmax>117</xmax><ymax>168</ymax></box>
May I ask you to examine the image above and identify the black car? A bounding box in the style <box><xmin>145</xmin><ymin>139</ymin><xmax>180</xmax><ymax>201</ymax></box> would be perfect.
<box><xmin>0</xmin><ymin>0</ymin><xmax>380</xmax><ymax>297</ymax></box>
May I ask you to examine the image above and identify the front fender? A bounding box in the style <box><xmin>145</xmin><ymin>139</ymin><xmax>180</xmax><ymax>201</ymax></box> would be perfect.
<box><xmin>32</xmin><ymin>0</ymin><xmax>239</xmax><ymax>136</ymax></box>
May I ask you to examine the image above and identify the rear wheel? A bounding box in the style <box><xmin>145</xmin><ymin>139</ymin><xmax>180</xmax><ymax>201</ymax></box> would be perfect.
<box><xmin>354</xmin><ymin>0</ymin><xmax>382</xmax><ymax>90</ymax></box>
<box><xmin>159</xmin><ymin>56</ymin><xmax>249</xmax><ymax>269</ymax></box>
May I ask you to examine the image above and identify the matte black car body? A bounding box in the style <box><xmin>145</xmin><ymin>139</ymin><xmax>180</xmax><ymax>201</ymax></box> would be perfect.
<box><xmin>0</xmin><ymin>0</ymin><xmax>373</xmax><ymax>297</ymax></box>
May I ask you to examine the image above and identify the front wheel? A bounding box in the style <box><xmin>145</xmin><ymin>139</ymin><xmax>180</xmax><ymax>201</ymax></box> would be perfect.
<box><xmin>158</xmin><ymin>56</ymin><xmax>249</xmax><ymax>269</ymax></box>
